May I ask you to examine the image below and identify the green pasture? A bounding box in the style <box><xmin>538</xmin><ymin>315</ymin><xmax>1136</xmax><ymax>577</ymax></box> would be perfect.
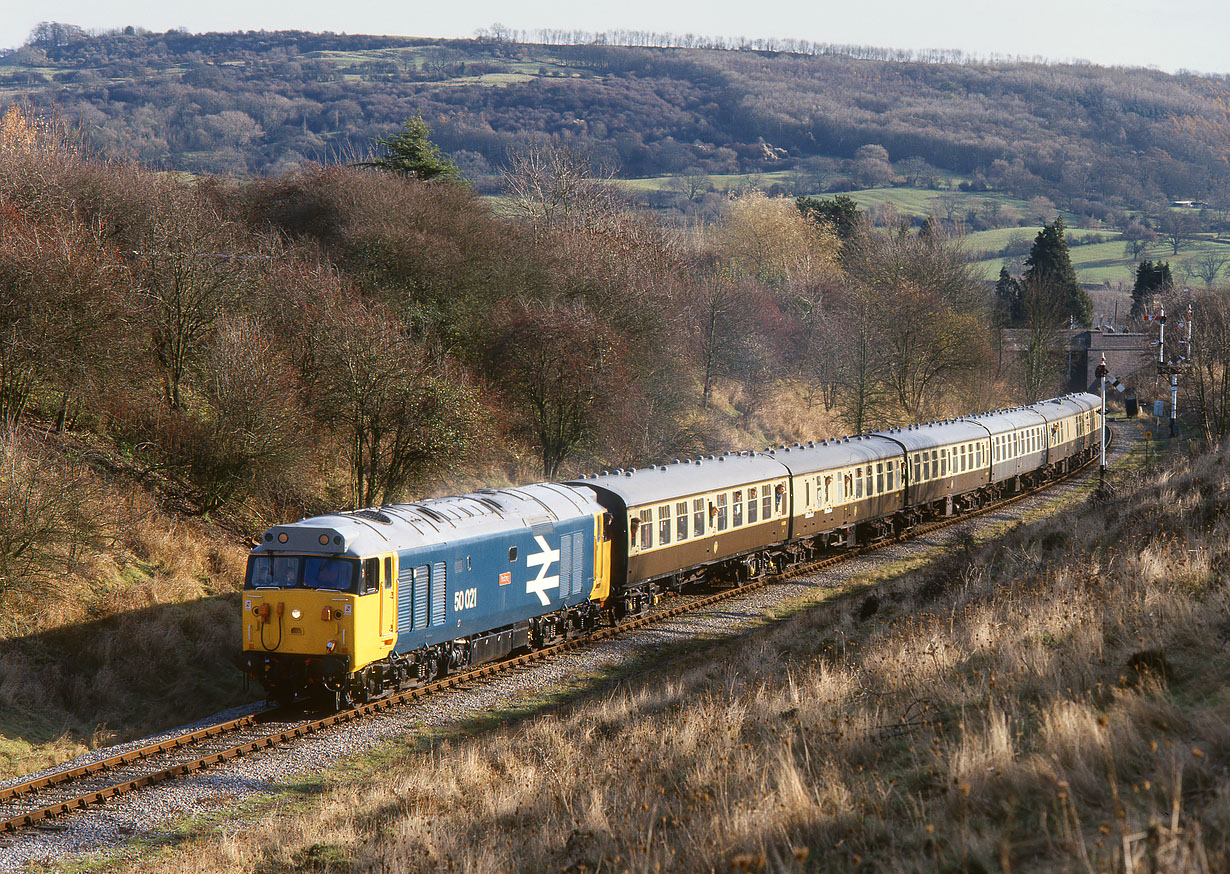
<box><xmin>971</xmin><ymin>236</ymin><xmax>1230</xmax><ymax>285</ymax></box>
<box><xmin>616</xmin><ymin>170</ymin><xmax>805</xmax><ymax>193</ymax></box>
<box><xmin>305</xmin><ymin>45</ymin><xmax>581</xmax><ymax>85</ymax></box>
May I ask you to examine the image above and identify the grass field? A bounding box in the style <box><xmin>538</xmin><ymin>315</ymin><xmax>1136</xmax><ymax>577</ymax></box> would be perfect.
<box><xmin>970</xmin><ymin>235</ymin><xmax>1230</xmax><ymax>285</ymax></box>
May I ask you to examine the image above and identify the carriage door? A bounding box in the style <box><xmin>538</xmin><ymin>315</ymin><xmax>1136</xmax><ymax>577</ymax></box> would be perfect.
<box><xmin>820</xmin><ymin>474</ymin><xmax>834</xmax><ymax>516</ymax></box>
<box><xmin>383</xmin><ymin>556</ymin><xmax>396</xmax><ymax>638</ymax></box>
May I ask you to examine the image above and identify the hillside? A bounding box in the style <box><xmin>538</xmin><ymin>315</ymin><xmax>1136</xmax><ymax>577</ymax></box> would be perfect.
<box><xmin>79</xmin><ymin>422</ymin><xmax>1230</xmax><ymax>873</ymax></box>
<box><xmin>2</xmin><ymin>27</ymin><xmax>1228</xmax><ymax>224</ymax></box>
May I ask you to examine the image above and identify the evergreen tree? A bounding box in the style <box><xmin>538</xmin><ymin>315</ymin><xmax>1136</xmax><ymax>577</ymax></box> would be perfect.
<box><xmin>796</xmin><ymin>195</ymin><xmax>861</xmax><ymax>241</ymax></box>
<box><xmin>1129</xmin><ymin>259</ymin><xmax>1173</xmax><ymax>320</ymax></box>
<box><xmin>994</xmin><ymin>265</ymin><xmax>1023</xmax><ymax>325</ymax></box>
<box><xmin>360</xmin><ymin>115</ymin><xmax>462</xmax><ymax>182</ymax></box>
<box><xmin>1024</xmin><ymin>217</ymin><xmax>1091</xmax><ymax>327</ymax></box>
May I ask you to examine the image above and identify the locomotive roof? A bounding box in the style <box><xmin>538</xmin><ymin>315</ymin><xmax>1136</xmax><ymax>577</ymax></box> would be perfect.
<box><xmin>253</xmin><ymin>482</ymin><xmax>604</xmax><ymax>558</ymax></box>
<box><xmin>571</xmin><ymin>453</ymin><xmax>791</xmax><ymax>508</ymax></box>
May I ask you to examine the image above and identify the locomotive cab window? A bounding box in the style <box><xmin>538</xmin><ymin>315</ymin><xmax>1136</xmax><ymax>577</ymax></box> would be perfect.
<box><xmin>508</xmin><ymin>546</ymin><xmax>518</xmax><ymax>562</ymax></box>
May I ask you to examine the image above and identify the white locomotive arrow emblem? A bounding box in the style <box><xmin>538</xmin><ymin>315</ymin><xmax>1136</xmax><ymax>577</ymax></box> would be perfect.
<box><xmin>525</xmin><ymin>535</ymin><xmax>560</xmax><ymax>606</ymax></box>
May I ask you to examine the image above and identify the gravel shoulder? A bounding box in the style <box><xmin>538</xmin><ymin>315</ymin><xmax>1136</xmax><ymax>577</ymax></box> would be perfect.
<box><xmin>0</xmin><ymin>425</ymin><xmax>1139</xmax><ymax>872</ymax></box>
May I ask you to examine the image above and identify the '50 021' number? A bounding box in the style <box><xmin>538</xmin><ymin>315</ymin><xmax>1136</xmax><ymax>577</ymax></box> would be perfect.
<box><xmin>453</xmin><ymin>587</ymin><xmax>477</xmax><ymax>612</ymax></box>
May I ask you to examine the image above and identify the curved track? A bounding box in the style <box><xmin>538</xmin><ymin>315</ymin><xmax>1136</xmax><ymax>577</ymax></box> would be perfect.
<box><xmin>0</xmin><ymin>436</ymin><xmax>1111</xmax><ymax>836</ymax></box>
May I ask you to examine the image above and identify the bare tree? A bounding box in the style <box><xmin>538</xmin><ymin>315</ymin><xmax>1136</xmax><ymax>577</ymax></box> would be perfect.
<box><xmin>489</xmin><ymin>298</ymin><xmax>628</xmax><ymax>477</ymax></box>
<box><xmin>668</xmin><ymin>168</ymin><xmax>713</xmax><ymax>203</ymax></box>
<box><xmin>312</xmin><ymin>300</ymin><xmax>481</xmax><ymax>508</ymax></box>
<box><xmin>0</xmin><ymin>429</ymin><xmax>106</xmax><ymax>606</ymax></box>
<box><xmin>187</xmin><ymin>315</ymin><xmax>308</xmax><ymax>512</ymax></box>
<box><xmin>1121</xmin><ymin>220</ymin><xmax>1157</xmax><ymax>262</ymax></box>
<box><xmin>502</xmin><ymin>141</ymin><xmax>621</xmax><ymax>233</ymax></box>
<box><xmin>1190</xmin><ymin>291</ymin><xmax>1230</xmax><ymax>442</ymax></box>
<box><xmin>1158</xmin><ymin>209</ymin><xmax>1201</xmax><ymax>256</ymax></box>
<box><xmin>1182</xmin><ymin>251</ymin><xmax>1229</xmax><ymax>289</ymax></box>
<box><xmin>130</xmin><ymin>182</ymin><xmax>246</xmax><ymax>410</ymax></box>
<box><xmin>0</xmin><ymin>213</ymin><xmax>126</xmax><ymax>428</ymax></box>
<box><xmin>832</xmin><ymin>283</ymin><xmax>890</xmax><ymax>433</ymax></box>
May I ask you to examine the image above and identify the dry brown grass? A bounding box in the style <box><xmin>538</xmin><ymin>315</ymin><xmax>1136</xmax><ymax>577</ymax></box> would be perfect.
<box><xmin>0</xmin><ymin>429</ymin><xmax>251</xmax><ymax>777</ymax></box>
<box><xmin>111</xmin><ymin>424</ymin><xmax>1230</xmax><ymax>873</ymax></box>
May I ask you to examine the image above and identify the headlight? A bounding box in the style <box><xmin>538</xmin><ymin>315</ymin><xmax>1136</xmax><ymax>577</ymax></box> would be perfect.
<box><xmin>290</xmin><ymin>608</ymin><xmax>302</xmax><ymax>620</ymax></box>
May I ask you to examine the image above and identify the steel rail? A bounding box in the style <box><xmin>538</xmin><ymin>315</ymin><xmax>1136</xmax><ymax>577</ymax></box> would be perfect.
<box><xmin>0</xmin><ymin>435</ymin><xmax>1111</xmax><ymax>835</ymax></box>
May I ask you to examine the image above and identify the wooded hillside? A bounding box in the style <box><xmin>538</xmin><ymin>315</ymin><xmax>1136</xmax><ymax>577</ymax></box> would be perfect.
<box><xmin>1</xmin><ymin>26</ymin><xmax>1227</xmax><ymax>222</ymax></box>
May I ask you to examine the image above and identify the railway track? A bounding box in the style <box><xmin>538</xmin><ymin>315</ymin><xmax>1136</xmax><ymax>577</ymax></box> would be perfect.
<box><xmin>0</xmin><ymin>436</ymin><xmax>1113</xmax><ymax>837</ymax></box>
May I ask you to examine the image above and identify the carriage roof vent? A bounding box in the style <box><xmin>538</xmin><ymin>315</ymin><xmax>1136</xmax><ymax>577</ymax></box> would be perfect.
<box><xmin>623</xmin><ymin>470</ymin><xmax>633</xmax><ymax>477</ymax></box>
<box><xmin>602</xmin><ymin>470</ymin><xmax>610</xmax><ymax>476</ymax></box>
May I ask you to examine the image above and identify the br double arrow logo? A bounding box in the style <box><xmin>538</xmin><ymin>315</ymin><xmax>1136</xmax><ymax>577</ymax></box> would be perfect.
<box><xmin>525</xmin><ymin>535</ymin><xmax>560</xmax><ymax>606</ymax></box>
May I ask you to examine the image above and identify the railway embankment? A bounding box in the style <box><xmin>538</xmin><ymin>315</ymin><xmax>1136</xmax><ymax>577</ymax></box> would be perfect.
<box><xmin>248</xmin><ymin>427</ymin><xmax>1225</xmax><ymax>872</ymax></box>
<box><xmin>20</xmin><ymin>420</ymin><xmax>1227</xmax><ymax>873</ymax></box>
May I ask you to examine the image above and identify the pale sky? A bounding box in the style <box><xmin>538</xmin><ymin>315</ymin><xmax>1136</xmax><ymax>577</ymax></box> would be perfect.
<box><xmin>3</xmin><ymin>0</ymin><xmax>1229</xmax><ymax>76</ymax></box>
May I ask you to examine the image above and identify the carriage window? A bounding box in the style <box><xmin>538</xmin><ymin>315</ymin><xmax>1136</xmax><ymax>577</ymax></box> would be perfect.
<box><xmin>659</xmin><ymin>504</ymin><xmax>672</xmax><ymax>545</ymax></box>
<box><xmin>640</xmin><ymin>508</ymin><xmax>653</xmax><ymax>549</ymax></box>
<box><xmin>693</xmin><ymin>498</ymin><xmax>705</xmax><ymax>534</ymax></box>
<box><xmin>913</xmin><ymin>458</ymin><xmax>920</xmax><ymax>483</ymax></box>
<box><xmin>855</xmin><ymin>467</ymin><xmax>863</xmax><ymax>497</ymax></box>
<box><xmin>876</xmin><ymin>463</ymin><xmax>884</xmax><ymax>493</ymax></box>
<box><xmin>733</xmin><ymin>491</ymin><xmax>743</xmax><ymax>527</ymax></box>
<box><xmin>747</xmin><ymin>487</ymin><xmax>758</xmax><ymax>524</ymax></box>
<box><xmin>804</xmin><ymin>479</ymin><xmax>811</xmax><ymax>509</ymax></box>
<box><xmin>677</xmin><ymin>502</ymin><xmax>688</xmax><ymax>541</ymax></box>
<box><xmin>775</xmin><ymin>483</ymin><xmax>785</xmax><ymax>511</ymax></box>
<box><xmin>763</xmin><ymin>489</ymin><xmax>772</xmax><ymax>520</ymax></box>
<box><xmin>716</xmin><ymin>493</ymin><xmax>728</xmax><ymax>531</ymax></box>
<box><xmin>866</xmin><ymin>467</ymin><xmax>873</xmax><ymax>495</ymax></box>
<box><xmin>887</xmin><ymin>461</ymin><xmax>894</xmax><ymax>491</ymax></box>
